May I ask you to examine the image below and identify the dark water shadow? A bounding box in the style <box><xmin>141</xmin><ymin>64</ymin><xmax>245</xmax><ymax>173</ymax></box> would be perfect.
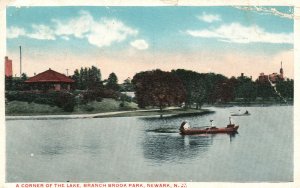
<box><xmin>142</xmin><ymin>132</ymin><xmax>213</xmax><ymax>164</ymax></box>
<box><xmin>40</xmin><ymin>144</ymin><xmax>65</xmax><ymax>156</ymax></box>
<box><xmin>139</xmin><ymin>111</ymin><xmax>215</xmax><ymax>121</ymax></box>
<box><xmin>146</xmin><ymin>127</ymin><xmax>179</xmax><ymax>133</ymax></box>
<box><xmin>142</xmin><ymin>127</ymin><xmax>239</xmax><ymax>164</ymax></box>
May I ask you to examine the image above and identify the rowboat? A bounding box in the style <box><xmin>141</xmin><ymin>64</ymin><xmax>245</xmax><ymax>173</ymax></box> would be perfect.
<box><xmin>179</xmin><ymin>120</ymin><xmax>239</xmax><ymax>135</ymax></box>
<box><xmin>231</xmin><ymin>110</ymin><xmax>250</xmax><ymax>116</ymax></box>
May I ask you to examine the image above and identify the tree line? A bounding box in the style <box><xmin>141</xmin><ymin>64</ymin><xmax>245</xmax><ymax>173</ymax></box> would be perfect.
<box><xmin>132</xmin><ymin>69</ymin><xmax>294</xmax><ymax>110</ymax></box>
<box><xmin>5</xmin><ymin>66</ymin><xmax>294</xmax><ymax>111</ymax></box>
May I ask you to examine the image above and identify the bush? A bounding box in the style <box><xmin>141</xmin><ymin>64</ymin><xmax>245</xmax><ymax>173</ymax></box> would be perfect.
<box><xmin>119</xmin><ymin>93</ymin><xmax>132</xmax><ymax>102</ymax></box>
<box><xmin>84</xmin><ymin>104</ymin><xmax>95</xmax><ymax>112</ymax></box>
<box><xmin>99</xmin><ymin>89</ymin><xmax>118</xmax><ymax>99</ymax></box>
<box><xmin>119</xmin><ymin>102</ymin><xmax>125</xmax><ymax>108</ymax></box>
<box><xmin>5</xmin><ymin>91</ymin><xmax>76</xmax><ymax>112</ymax></box>
<box><xmin>81</xmin><ymin>90</ymin><xmax>103</xmax><ymax>103</ymax></box>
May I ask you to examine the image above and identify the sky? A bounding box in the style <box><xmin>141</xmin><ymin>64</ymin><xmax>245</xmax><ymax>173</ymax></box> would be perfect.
<box><xmin>6</xmin><ymin>6</ymin><xmax>294</xmax><ymax>82</ymax></box>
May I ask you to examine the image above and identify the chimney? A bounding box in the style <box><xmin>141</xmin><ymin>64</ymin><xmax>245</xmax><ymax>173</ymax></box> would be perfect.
<box><xmin>5</xmin><ymin>56</ymin><xmax>13</xmax><ymax>77</ymax></box>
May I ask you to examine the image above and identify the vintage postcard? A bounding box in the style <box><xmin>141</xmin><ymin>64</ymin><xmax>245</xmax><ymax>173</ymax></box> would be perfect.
<box><xmin>1</xmin><ymin>1</ymin><xmax>299</xmax><ymax>188</ymax></box>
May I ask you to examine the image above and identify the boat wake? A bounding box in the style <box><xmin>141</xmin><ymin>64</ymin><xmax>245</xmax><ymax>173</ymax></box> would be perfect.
<box><xmin>146</xmin><ymin>128</ymin><xmax>178</xmax><ymax>133</ymax></box>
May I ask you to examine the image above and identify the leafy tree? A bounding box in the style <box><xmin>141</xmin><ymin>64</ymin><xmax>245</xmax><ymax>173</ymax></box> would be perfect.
<box><xmin>72</xmin><ymin>69</ymin><xmax>80</xmax><ymax>89</ymax></box>
<box><xmin>106</xmin><ymin>72</ymin><xmax>119</xmax><ymax>91</ymax></box>
<box><xmin>87</xmin><ymin>66</ymin><xmax>102</xmax><ymax>89</ymax></box>
<box><xmin>234</xmin><ymin>76</ymin><xmax>257</xmax><ymax>102</ymax></box>
<box><xmin>21</xmin><ymin>73</ymin><xmax>28</xmax><ymax>81</ymax></box>
<box><xmin>5</xmin><ymin>76</ymin><xmax>13</xmax><ymax>91</ymax></box>
<box><xmin>203</xmin><ymin>73</ymin><xmax>227</xmax><ymax>104</ymax></box>
<box><xmin>132</xmin><ymin>69</ymin><xmax>186</xmax><ymax>111</ymax></box>
<box><xmin>256</xmin><ymin>81</ymin><xmax>275</xmax><ymax>101</ymax></box>
<box><xmin>214</xmin><ymin>81</ymin><xmax>234</xmax><ymax>103</ymax></box>
<box><xmin>72</xmin><ymin>66</ymin><xmax>102</xmax><ymax>90</ymax></box>
<box><xmin>120</xmin><ymin>77</ymin><xmax>134</xmax><ymax>92</ymax></box>
<box><xmin>276</xmin><ymin>79</ymin><xmax>294</xmax><ymax>100</ymax></box>
<box><xmin>172</xmin><ymin>69</ymin><xmax>206</xmax><ymax>109</ymax></box>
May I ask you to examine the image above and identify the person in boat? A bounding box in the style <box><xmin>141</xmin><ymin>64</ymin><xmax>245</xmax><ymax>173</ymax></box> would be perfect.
<box><xmin>245</xmin><ymin>110</ymin><xmax>249</xmax><ymax>114</ymax></box>
<box><xmin>180</xmin><ymin>120</ymin><xmax>190</xmax><ymax>130</ymax></box>
<box><xmin>210</xmin><ymin>120</ymin><xmax>216</xmax><ymax>129</ymax></box>
<box><xmin>227</xmin><ymin>117</ymin><xmax>234</xmax><ymax>128</ymax></box>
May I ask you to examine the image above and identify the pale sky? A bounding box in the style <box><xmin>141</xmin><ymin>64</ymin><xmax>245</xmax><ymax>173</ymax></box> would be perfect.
<box><xmin>6</xmin><ymin>6</ymin><xmax>294</xmax><ymax>82</ymax></box>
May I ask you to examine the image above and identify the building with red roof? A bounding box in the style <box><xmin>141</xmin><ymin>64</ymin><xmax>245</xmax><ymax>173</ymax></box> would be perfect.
<box><xmin>257</xmin><ymin>62</ymin><xmax>284</xmax><ymax>83</ymax></box>
<box><xmin>25</xmin><ymin>68</ymin><xmax>74</xmax><ymax>91</ymax></box>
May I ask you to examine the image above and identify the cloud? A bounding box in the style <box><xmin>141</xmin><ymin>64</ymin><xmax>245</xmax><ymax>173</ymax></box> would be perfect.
<box><xmin>7</xmin><ymin>25</ymin><xmax>55</xmax><ymax>40</ymax></box>
<box><xmin>186</xmin><ymin>23</ymin><xmax>293</xmax><ymax>44</ymax></box>
<box><xmin>27</xmin><ymin>24</ymin><xmax>56</xmax><ymax>40</ymax></box>
<box><xmin>234</xmin><ymin>6</ymin><xmax>294</xmax><ymax>20</ymax></box>
<box><xmin>7</xmin><ymin>11</ymin><xmax>138</xmax><ymax>48</ymax></box>
<box><xmin>130</xmin><ymin>39</ymin><xmax>149</xmax><ymax>50</ymax></box>
<box><xmin>197</xmin><ymin>12</ymin><xmax>221</xmax><ymax>23</ymax></box>
<box><xmin>53</xmin><ymin>11</ymin><xmax>138</xmax><ymax>47</ymax></box>
<box><xmin>7</xmin><ymin>26</ymin><xmax>26</xmax><ymax>38</ymax></box>
<box><xmin>53</xmin><ymin>11</ymin><xmax>93</xmax><ymax>38</ymax></box>
<box><xmin>87</xmin><ymin>19</ymin><xmax>138</xmax><ymax>48</ymax></box>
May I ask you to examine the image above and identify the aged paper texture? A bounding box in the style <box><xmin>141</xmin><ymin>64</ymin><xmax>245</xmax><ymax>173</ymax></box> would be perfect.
<box><xmin>1</xmin><ymin>0</ymin><xmax>299</xmax><ymax>188</ymax></box>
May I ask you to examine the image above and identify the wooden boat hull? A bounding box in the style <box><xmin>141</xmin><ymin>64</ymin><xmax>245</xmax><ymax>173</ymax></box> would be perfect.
<box><xmin>180</xmin><ymin>125</ymin><xmax>239</xmax><ymax>135</ymax></box>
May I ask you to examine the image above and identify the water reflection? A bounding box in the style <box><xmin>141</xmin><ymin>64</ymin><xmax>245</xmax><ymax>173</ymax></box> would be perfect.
<box><xmin>229</xmin><ymin>132</ymin><xmax>237</xmax><ymax>142</ymax></box>
<box><xmin>142</xmin><ymin>132</ymin><xmax>214</xmax><ymax>164</ymax></box>
<box><xmin>40</xmin><ymin>144</ymin><xmax>65</xmax><ymax>155</ymax></box>
<box><xmin>140</xmin><ymin>112</ymin><xmax>214</xmax><ymax>121</ymax></box>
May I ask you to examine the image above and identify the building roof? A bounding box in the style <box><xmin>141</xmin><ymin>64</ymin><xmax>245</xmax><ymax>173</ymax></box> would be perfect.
<box><xmin>25</xmin><ymin>69</ymin><xmax>74</xmax><ymax>83</ymax></box>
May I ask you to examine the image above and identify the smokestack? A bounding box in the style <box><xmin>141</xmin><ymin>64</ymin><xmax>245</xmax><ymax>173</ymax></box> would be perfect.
<box><xmin>19</xmin><ymin>46</ymin><xmax>22</xmax><ymax>77</ymax></box>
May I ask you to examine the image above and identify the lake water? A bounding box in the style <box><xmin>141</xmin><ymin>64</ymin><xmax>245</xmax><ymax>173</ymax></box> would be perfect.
<box><xmin>6</xmin><ymin>106</ymin><xmax>293</xmax><ymax>182</ymax></box>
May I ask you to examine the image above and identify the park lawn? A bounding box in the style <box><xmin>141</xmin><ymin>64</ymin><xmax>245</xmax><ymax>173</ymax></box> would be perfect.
<box><xmin>74</xmin><ymin>98</ymin><xmax>138</xmax><ymax>113</ymax></box>
<box><xmin>5</xmin><ymin>99</ymin><xmax>213</xmax><ymax>118</ymax></box>
<box><xmin>5</xmin><ymin>101</ymin><xmax>65</xmax><ymax>115</ymax></box>
<box><xmin>5</xmin><ymin>98</ymin><xmax>139</xmax><ymax>116</ymax></box>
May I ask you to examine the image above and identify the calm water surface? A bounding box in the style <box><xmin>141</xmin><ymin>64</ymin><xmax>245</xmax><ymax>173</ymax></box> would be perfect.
<box><xmin>6</xmin><ymin>106</ymin><xmax>293</xmax><ymax>182</ymax></box>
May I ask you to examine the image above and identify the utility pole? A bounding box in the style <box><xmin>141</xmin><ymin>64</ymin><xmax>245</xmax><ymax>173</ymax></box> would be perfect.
<box><xmin>66</xmin><ymin>69</ymin><xmax>69</xmax><ymax>76</ymax></box>
<box><xmin>19</xmin><ymin>46</ymin><xmax>22</xmax><ymax>77</ymax></box>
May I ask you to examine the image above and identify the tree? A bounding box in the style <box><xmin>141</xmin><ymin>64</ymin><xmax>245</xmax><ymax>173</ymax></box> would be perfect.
<box><xmin>172</xmin><ymin>69</ymin><xmax>206</xmax><ymax>109</ymax></box>
<box><xmin>276</xmin><ymin>79</ymin><xmax>294</xmax><ymax>101</ymax></box>
<box><xmin>87</xmin><ymin>66</ymin><xmax>102</xmax><ymax>89</ymax></box>
<box><xmin>21</xmin><ymin>73</ymin><xmax>28</xmax><ymax>81</ymax></box>
<box><xmin>202</xmin><ymin>73</ymin><xmax>227</xmax><ymax>104</ymax></box>
<box><xmin>5</xmin><ymin>76</ymin><xmax>13</xmax><ymax>91</ymax></box>
<box><xmin>235</xmin><ymin>76</ymin><xmax>257</xmax><ymax>102</ymax></box>
<box><xmin>214</xmin><ymin>81</ymin><xmax>235</xmax><ymax>103</ymax></box>
<box><xmin>72</xmin><ymin>69</ymin><xmax>80</xmax><ymax>89</ymax></box>
<box><xmin>256</xmin><ymin>81</ymin><xmax>274</xmax><ymax>101</ymax></box>
<box><xmin>120</xmin><ymin>77</ymin><xmax>134</xmax><ymax>92</ymax></box>
<box><xmin>191</xmin><ymin>83</ymin><xmax>206</xmax><ymax>109</ymax></box>
<box><xmin>106</xmin><ymin>72</ymin><xmax>119</xmax><ymax>91</ymax></box>
<box><xmin>72</xmin><ymin>66</ymin><xmax>102</xmax><ymax>90</ymax></box>
<box><xmin>132</xmin><ymin>69</ymin><xmax>186</xmax><ymax>111</ymax></box>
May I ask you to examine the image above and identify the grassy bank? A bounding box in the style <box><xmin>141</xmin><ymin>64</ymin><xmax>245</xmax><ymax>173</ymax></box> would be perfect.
<box><xmin>5</xmin><ymin>98</ymin><xmax>138</xmax><ymax>116</ymax></box>
<box><xmin>6</xmin><ymin>99</ymin><xmax>214</xmax><ymax>119</ymax></box>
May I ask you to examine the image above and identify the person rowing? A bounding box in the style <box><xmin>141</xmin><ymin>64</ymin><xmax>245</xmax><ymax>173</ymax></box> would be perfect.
<box><xmin>180</xmin><ymin>120</ymin><xmax>190</xmax><ymax>130</ymax></box>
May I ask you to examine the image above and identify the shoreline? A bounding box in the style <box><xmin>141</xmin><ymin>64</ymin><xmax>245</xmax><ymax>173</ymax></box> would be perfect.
<box><xmin>5</xmin><ymin>103</ymin><xmax>293</xmax><ymax>121</ymax></box>
<box><xmin>6</xmin><ymin>108</ymin><xmax>213</xmax><ymax>120</ymax></box>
